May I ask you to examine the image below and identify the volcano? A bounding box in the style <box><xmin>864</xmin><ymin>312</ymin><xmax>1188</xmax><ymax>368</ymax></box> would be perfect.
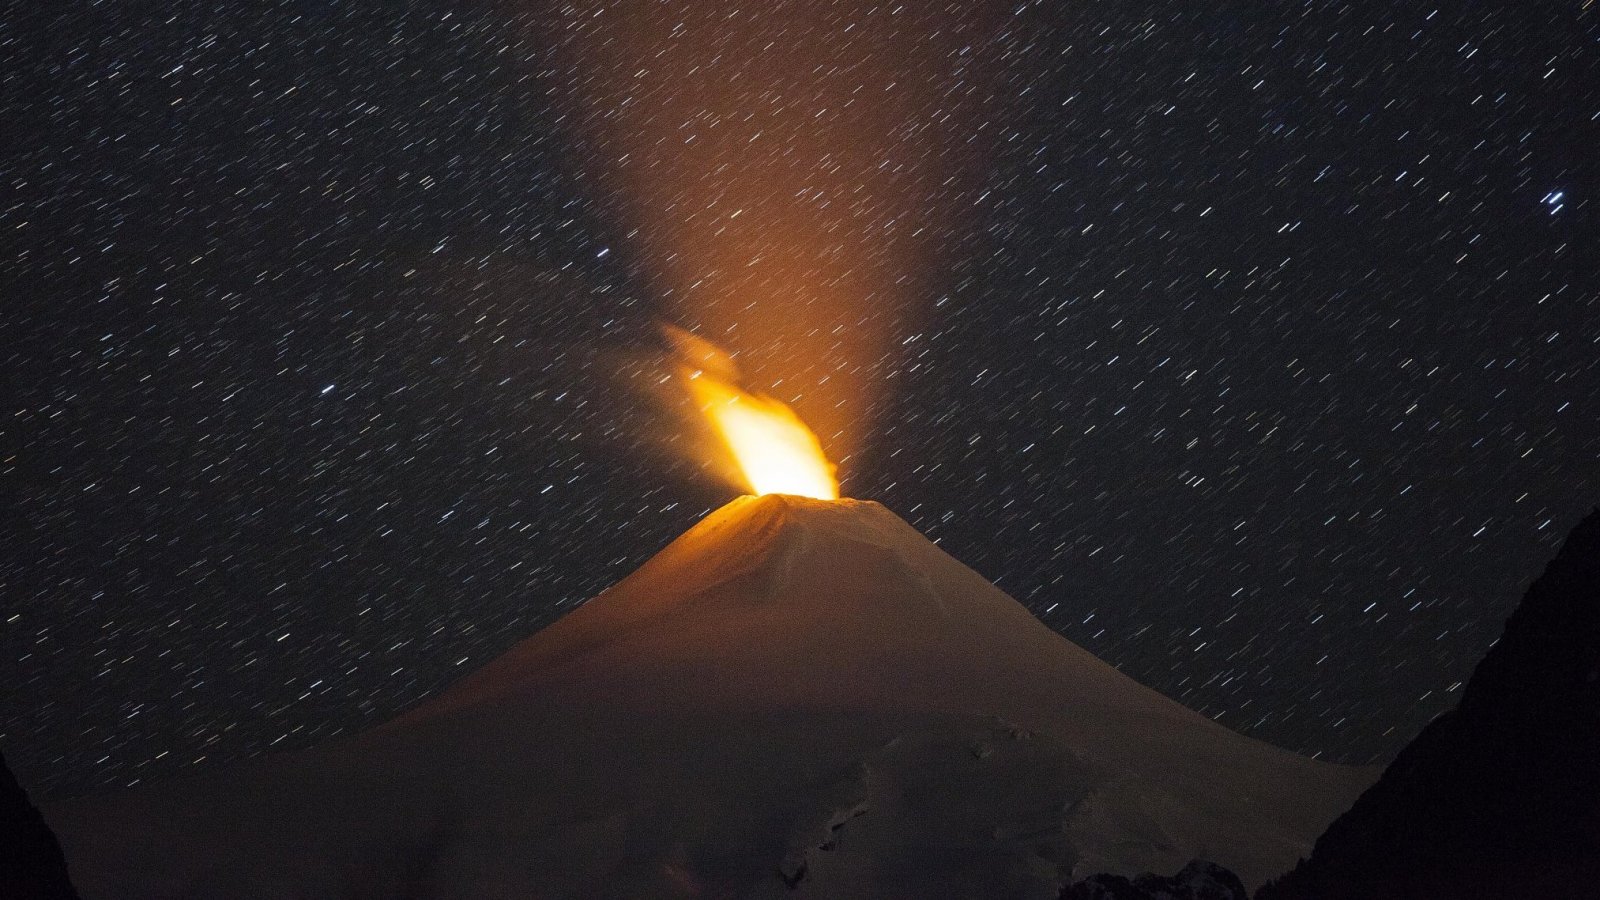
<box><xmin>47</xmin><ymin>495</ymin><xmax>1374</xmax><ymax>898</ymax></box>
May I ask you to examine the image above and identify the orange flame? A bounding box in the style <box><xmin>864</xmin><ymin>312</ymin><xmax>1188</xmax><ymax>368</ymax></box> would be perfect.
<box><xmin>664</xmin><ymin>325</ymin><xmax>839</xmax><ymax>501</ymax></box>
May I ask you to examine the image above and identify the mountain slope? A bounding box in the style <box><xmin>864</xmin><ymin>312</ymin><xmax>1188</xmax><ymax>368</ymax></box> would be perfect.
<box><xmin>47</xmin><ymin>495</ymin><xmax>1373</xmax><ymax>898</ymax></box>
<box><xmin>2</xmin><ymin>748</ymin><xmax>82</xmax><ymax>900</ymax></box>
<box><xmin>1259</xmin><ymin>509</ymin><xmax>1600</xmax><ymax>900</ymax></box>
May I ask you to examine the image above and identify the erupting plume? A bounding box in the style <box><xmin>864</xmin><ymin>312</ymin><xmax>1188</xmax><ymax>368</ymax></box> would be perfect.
<box><xmin>681</xmin><ymin>370</ymin><xmax>838</xmax><ymax>501</ymax></box>
<box><xmin>544</xmin><ymin>4</ymin><xmax>1016</xmax><ymax>464</ymax></box>
<box><xmin>664</xmin><ymin>324</ymin><xmax>839</xmax><ymax>501</ymax></box>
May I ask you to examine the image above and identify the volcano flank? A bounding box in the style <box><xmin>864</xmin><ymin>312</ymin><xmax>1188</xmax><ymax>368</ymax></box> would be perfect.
<box><xmin>47</xmin><ymin>495</ymin><xmax>1374</xmax><ymax>898</ymax></box>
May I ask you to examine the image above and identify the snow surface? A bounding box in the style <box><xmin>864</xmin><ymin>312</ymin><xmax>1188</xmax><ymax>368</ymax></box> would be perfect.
<box><xmin>47</xmin><ymin>495</ymin><xmax>1376</xmax><ymax>898</ymax></box>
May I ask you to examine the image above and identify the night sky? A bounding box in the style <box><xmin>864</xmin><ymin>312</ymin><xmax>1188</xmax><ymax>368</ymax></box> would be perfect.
<box><xmin>5</xmin><ymin>2</ymin><xmax>1597</xmax><ymax>800</ymax></box>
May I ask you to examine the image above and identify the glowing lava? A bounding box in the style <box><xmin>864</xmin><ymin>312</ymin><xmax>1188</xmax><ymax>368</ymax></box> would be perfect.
<box><xmin>681</xmin><ymin>367</ymin><xmax>839</xmax><ymax>500</ymax></box>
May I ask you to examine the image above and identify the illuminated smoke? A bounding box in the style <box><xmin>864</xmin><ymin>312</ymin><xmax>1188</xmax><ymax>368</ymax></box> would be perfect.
<box><xmin>544</xmin><ymin>3</ymin><xmax>1010</xmax><ymax>463</ymax></box>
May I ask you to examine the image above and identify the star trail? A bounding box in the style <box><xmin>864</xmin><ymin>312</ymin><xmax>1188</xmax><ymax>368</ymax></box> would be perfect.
<box><xmin>3</xmin><ymin>1</ymin><xmax>1597</xmax><ymax>798</ymax></box>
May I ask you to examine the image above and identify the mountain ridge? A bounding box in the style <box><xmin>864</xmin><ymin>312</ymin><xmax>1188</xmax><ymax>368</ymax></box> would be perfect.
<box><xmin>1259</xmin><ymin>508</ymin><xmax>1600</xmax><ymax>899</ymax></box>
<box><xmin>395</xmin><ymin>494</ymin><xmax>1113</xmax><ymax>726</ymax></box>
<box><xmin>47</xmin><ymin>494</ymin><xmax>1373</xmax><ymax>898</ymax></box>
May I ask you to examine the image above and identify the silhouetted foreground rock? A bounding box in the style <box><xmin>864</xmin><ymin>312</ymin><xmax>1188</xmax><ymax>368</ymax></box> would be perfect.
<box><xmin>1062</xmin><ymin>859</ymin><xmax>1247</xmax><ymax>900</ymax></box>
<box><xmin>2</xmin><ymin>749</ymin><xmax>82</xmax><ymax>900</ymax></box>
<box><xmin>1259</xmin><ymin>509</ymin><xmax>1600</xmax><ymax>900</ymax></box>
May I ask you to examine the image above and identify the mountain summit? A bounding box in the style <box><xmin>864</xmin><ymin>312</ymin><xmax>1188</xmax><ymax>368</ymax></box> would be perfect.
<box><xmin>48</xmin><ymin>495</ymin><xmax>1373</xmax><ymax>898</ymax></box>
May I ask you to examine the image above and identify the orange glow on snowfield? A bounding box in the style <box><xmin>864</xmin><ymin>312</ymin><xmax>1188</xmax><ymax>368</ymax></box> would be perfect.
<box><xmin>681</xmin><ymin>367</ymin><xmax>839</xmax><ymax>501</ymax></box>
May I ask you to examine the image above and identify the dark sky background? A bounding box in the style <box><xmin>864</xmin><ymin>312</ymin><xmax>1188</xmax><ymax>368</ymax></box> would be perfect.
<box><xmin>4</xmin><ymin>1</ymin><xmax>1597</xmax><ymax>799</ymax></box>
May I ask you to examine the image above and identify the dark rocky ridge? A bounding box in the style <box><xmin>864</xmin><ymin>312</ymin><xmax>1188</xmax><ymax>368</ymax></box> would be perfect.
<box><xmin>1259</xmin><ymin>509</ymin><xmax>1600</xmax><ymax>899</ymax></box>
<box><xmin>1063</xmin><ymin>859</ymin><xmax>1247</xmax><ymax>899</ymax></box>
<box><xmin>2</xmin><ymin>748</ymin><xmax>82</xmax><ymax>899</ymax></box>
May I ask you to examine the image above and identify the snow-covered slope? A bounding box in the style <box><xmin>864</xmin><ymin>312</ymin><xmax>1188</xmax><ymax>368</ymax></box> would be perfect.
<box><xmin>48</xmin><ymin>495</ymin><xmax>1374</xmax><ymax>898</ymax></box>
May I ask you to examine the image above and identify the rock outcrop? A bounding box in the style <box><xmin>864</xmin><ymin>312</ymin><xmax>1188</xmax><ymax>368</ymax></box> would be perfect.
<box><xmin>1062</xmin><ymin>859</ymin><xmax>1246</xmax><ymax>900</ymax></box>
<box><xmin>2</xmin><ymin>749</ymin><xmax>82</xmax><ymax>900</ymax></box>
<box><xmin>1259</xmin><ymin>510</ymin><xmax>1600</xmax><ymax>899</ymax></box>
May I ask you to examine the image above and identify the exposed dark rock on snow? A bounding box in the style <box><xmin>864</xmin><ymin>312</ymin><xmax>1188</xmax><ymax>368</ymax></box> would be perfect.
<box><xmin>1061</xmin><ymin>859</ymin><xmax>1246</xmax><ymax>900</ymax></box>
<box><xmin>781</xmin><ymin>722</ymin><xmax>1088</xmax><ymax>898</ymax></box>
<box><xmin>1259</xmin><ymin>509</ymin><xmax>1600</xmax><ymax>900</ymax></box>
<box><xmin>2</xmin><ymin>749</ymin><xmax>82</xmax><ymax>900</ymax></box>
